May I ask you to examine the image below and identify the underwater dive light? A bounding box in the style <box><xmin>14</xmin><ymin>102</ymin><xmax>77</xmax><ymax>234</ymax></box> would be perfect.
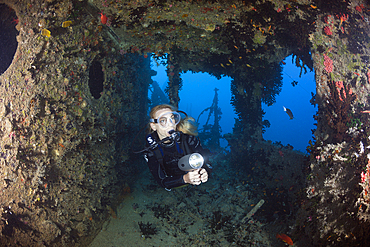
<box><xmin>178</xmin><ymin>153</ymin><xmax>204</xmax><ymax>171</ymax></box>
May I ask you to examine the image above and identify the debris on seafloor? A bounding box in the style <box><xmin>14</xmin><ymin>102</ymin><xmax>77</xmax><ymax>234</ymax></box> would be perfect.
<box><xmin>241</xmin><ymin>199</ymin><xmax>265</xmax><ymax>223</ymax></box>
<box><xmin>138</xmin><ymin>221</ymin><xmax>158</xmax><ymax>239</ymax></box>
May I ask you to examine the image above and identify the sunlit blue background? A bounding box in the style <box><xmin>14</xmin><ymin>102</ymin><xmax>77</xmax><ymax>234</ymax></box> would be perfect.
<box><xmin>150</xmin><ymin>55</ymin><xmax>316</xmax><ymax>153</ymax></box>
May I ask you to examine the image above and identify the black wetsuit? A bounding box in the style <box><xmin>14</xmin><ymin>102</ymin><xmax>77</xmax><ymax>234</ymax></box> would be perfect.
<box><xmin>144</xmin><ymin>131</ymin><xmax>211</xmax><ymax>190</ymax></box>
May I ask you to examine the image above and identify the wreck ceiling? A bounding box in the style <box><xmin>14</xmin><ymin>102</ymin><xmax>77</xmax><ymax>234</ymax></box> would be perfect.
<box><xmin>78</xmin><ymin>0</ymin><xmax>329</xmax><ymax>109</ymax></box>
<box><xmin>86</xmin><ymin>0</ymin><xmax>318</xmax><ymax>75</ymax></box>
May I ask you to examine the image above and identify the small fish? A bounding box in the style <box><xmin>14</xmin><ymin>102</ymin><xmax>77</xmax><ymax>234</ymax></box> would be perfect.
<box><xmin>62</xmin><ymin>20</ymin><xmax>72</xmax><ymax>28</ymax></box>
<box><xmin>100</xmin><ymin>12</ymin><xmax>107</xmax><ymax>24</ymax></box>
<box><xmin>228</xmin><ymin>59</ymin><xmax>233</xmax><ymax>64</ymax></box>
<box><xmin>276</xmin><ymin>233</ymin><xmax>293</xmax><ymax>245</ymax></box>
<box><xmin>246</xmin><ymin>64</ymin><xmax>252</xmax><ymax>67</ymax></box>
<box><xmin>283</xmin><ymin>106</ymin><xmax>294</xmax><ymax>120</ymax></box>
<box><xmin>40</xmin><ymin>29</ymin><xmax>51</xmax><ymax>37</ymax></box>
<box><xmin>221</xmin><ymin>63</ymin><xmax>225</xmax><ymax>68</ymax></box>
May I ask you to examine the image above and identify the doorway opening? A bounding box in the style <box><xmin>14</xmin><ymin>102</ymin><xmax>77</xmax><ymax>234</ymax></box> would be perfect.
<box><xmin>150</xmin><ymin>56</ymin><xmax>236</xmax><ymax>149</ymax></box>
<box><xmin>149</xmin><ymin>54</ymin><xmax>316</xmax><ymax>153</ymax></box>
<box><xmin>262</xmin><ymin>55</ymin><xmax>316</xmax><ymax>153</ymax></box>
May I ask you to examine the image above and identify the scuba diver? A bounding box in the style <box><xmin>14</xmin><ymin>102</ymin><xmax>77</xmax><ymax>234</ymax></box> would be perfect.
<box><xmin>141</xmin><ymin>104</ymin><xmax>212</xmax><ymax>191</ymax></box>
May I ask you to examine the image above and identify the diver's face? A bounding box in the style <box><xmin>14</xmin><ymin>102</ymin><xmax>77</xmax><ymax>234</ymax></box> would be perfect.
<box><xmin>150</xmin><ymin>108</ymin><xmax>177</xmax><ymax>140</ymax></box>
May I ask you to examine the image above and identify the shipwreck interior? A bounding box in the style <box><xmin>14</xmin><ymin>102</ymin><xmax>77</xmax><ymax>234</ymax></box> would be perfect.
<box><xmin>1</xmin><ymin>0</ymin><xmax>370</xmax><ymax>246</ymax></box>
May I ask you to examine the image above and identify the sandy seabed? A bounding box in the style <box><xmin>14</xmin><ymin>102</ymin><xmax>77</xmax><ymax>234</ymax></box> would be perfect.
<box><xmin>89</xmin><ymin>166</ymin><xmax>277</xmax><ymax>247</ymax></box>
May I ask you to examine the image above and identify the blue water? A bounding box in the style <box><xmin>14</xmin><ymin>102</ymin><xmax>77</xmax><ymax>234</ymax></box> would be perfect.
<box><xmin>150</xmin><ymin>55</ymin><xmax>316</xmax><ymax>153</ymax></box>
<box><xmin>262</xmin><ymin>57</ymin><xmax>316</xmax><ymax>153</ymax></box>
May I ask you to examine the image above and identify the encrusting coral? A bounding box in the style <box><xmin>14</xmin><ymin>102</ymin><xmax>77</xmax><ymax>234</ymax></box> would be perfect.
<box><xmin>324</xmin><ymin>80</ymin><xmax>356</xmax><ymax>143</ymax></box>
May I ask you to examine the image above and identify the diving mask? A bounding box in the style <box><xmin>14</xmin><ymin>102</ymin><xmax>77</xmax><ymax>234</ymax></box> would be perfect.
<box><xmin>150</xmin><ymin>111</ymin><xmax>181</xmax><ymax>128</ymax></box>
